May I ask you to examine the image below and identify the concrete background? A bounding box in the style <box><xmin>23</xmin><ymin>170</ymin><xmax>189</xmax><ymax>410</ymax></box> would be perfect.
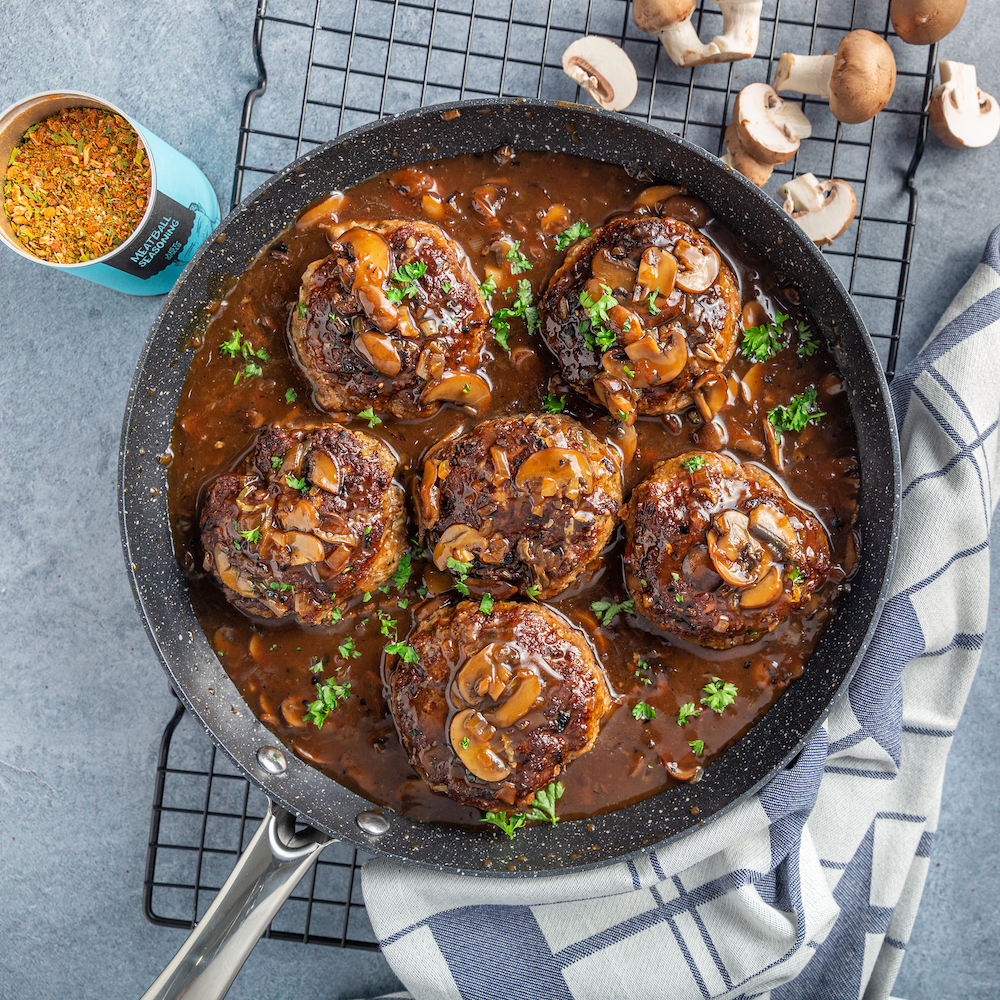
<box><xmin>0</xmin><ymin>1</ymin><xmax>997</xmax><ymax>998</ymax></box>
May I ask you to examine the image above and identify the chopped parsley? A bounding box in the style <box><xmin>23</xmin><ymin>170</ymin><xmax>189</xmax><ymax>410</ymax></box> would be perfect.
<box><xmin>385</xmin><ymin>640</ymin><xmax>419</xmax><ymax>663</ymax></box>
<box><xmin>446</xmin><ymin>556</ymin><xmax>473</xmax><ymax>595</ymax></box>
<box><xmin>239</xmin><ymin>525</ymin><xmax>261</xmax><ymax>545</ymax></box>
<box><xmin>632</xmin><ymin>701</ymin><xmax>656</xmax><ymax>721</ymax></box>
<box><xmin>338</xmin><ymin>637</ymin><xmax>361</xmax><ymax>660</ymax></box>
<box><xmin>635</xmin><ymin>660</ymin><xmax>653</xmax><ymax>686</ymax></box>
<box><xmin>524</xmin><ymin>781</ymin><xmax>564</xmax><ymax>826</ymax></box>
<box><xmin>701</xmin><ymin>677</ymin><xmax>738</xmax><ymax>714</ymax></box>
<box><xmin>681</xmin><ymin>455</ymin><xmax>706</xmax><ymax>473</ymax></box>
<box><xmin>555</xmin><ymin>221</ymin><xmax>592</xmax><ymax>252</ymax></box>
<box><xmin>741</xmin><ymin>311</ymin><xmax>789</xmax><ymax>362</ymax></box>
<box><xmin>386</xmin><ymin>260</ymin><xmax>427</xmax><ymax>302</ymax></box>
<box><xmin>308</xmin><ymin>659</ymin><xmax>325</xmax><ymax>674</ymax></box>
<box><xmin>391</xmin><ymin>551</ymin><xmax>414</xmax><ymax>590</ymax></box>
<box><xmin>795</xmin><ymin>320</ymin><xmax>820</xmax><ymax>357</ymax></box>
<box><xmin>220</xmin><ymin>327</ymin><xmax>269</xmax><ymax>384</ymax></box>
<box><xmin>490</xmin><ymin>278</ymin><xmax>535</xmax><ymax>351</ymax></box>
<box><xmin>461</xmin><ymin>737</ymin><xmax>470</xmax><ymax>748</ymax></box>
<box><xmin>271</xmin><ymin>455</ymin><xmax>283</xmax><ymax>469</ymax></box>
<box><xmin>591</xmin><ymin>597</ymin><xmax>635</xmax><ymax>626</ymax></box>
<box><xmin>296</xmin><ymin>302</ymin><xmax>307</xmax><ymax>319</ymax></box>
<box><xmin>768</xmin><ymin>386</ymin><xmax>826</xmax><ymax>433</ymax></box>
<box><xmin>377</xmin><ymin>610</ymin><xmax>398</xmax><ymax>636</ymax></box>
<box><xmin>358</xmin><ymin>406</ymin><xmax>382</xmax><ymax>428</ymax></box>
<box><xmin>479</xmin><ymin>274</ymin><xmax>498</xmax><ymax>298</ymax></box>
<box><xmin>543</xmin><ymin>393</ymin><xmax>566</xmax><ymax>414</ymax></box>
<box><xmin>267</xmin><ymin>581</ymin><xmax>294</xmax><ymax>593</ymax></box>
<box><xmin>304</xmin><ymin>678</ymin><xmax>352</xmax><ymax>728</ymax></box>
<box><xmin>787</xmin><ymin>566</ymin><xmax>803</xmax><ymax>583</ymax></box>
<box><xmin>505</xmin><ymin>240</ymin><xmax>532</xmax><ymax>274</ymax></box>
<box><xmin>442</xmin><ymin>281</ymin><xmax>452</xmax><ymax>292</ymax></box>
<box><xmin>482</xmin><ymin>810</ymin><xmax>526</xmax><ymax>839</ymax></box>
<box><xmin>526</xmin><ymin>583</ymin><xmax>542</xmax><ymax>601</ymax></box>
<box><xmin>479</xmin><ymin>593</ymin><xmax>495</xmax><ymax>615</ymax></box>
<box><xmin>329</xmin><ymin>607</ymin><xmax>343</xmax><ymax>624</ymax></box>
<box><xmin>647</xmin><ymin>292</ymin><xmax>660</xmax><ymax>315</ymax></box>
<box><xmin>689</xmin><ymin>740</ymin><xmax>705</xmax><ymax>756</ymax></box>
<box><xmin>285</xmin><ymin>474</ymin><xmax>308</xmax><ymax>491</ymax></box>
<box><xmin>285</xmin><ymin>387</ymin><xmax>297</xmax><ymax>403</ymax></box>
<box><xmin>677</xmin><ymin>702</ymin><xmax>702</xmax><ymax>726</ymax></box>
<box><xmin>579</xmin><ymin>283</ymin><xmax>618</xmax><ymax>351</ymax></box>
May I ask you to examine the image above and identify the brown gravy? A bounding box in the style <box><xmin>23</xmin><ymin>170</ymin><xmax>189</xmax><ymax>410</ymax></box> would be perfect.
<box><xmin>167</xmin><ymin>150</ymin><xmax>859</xmax><ymax>827</ymax></box>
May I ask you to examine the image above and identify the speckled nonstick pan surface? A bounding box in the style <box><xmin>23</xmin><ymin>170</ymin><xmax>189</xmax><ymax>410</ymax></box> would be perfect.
<box><xmin>119</xmin><ymin>99</ymin><xmax>900</xmax><ymax>877</ymax></box>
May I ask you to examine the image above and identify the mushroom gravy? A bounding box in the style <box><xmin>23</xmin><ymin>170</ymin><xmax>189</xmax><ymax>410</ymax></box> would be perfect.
<box><xmin>167</xmin><ymin>149</ymin><xmax>860</xmax><ymax>827</ymax></box>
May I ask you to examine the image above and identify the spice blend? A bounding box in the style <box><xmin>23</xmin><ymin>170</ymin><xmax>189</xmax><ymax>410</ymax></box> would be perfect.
<box><xmin>3</xmin><ymin>106</ymin><xmax>151</xmax><ymax>263</ymax></box>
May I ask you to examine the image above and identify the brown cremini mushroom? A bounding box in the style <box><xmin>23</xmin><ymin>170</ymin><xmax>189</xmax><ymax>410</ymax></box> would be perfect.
<box><xmin>722</xmin><ymin>122</ymin><xmax>774</xmax><ymax>187</ymax></box>
<box><xmin>633</xmin><ymin>0</ymin><xmax>763</xmax><ymax>66</ymax></box>
<box><xmin>928</xmin><ymin>62</ymin><xmax>1000</xmax><ymax>149</ymax></box>
<box><xmin>562</xmin><ymin>36</ymin><xmax>639</xmax><ymax>112</ymax></box>
<box><xmin>450</xmin><ymin>710</ymin><xmax>511</xmax><ymax>782</ymax></box>
<box><xmin>773</xmin><ymin>29</ymin><xmax>896</xmax><ymax>124</ymax></box>
<box><xmin>891</xmin><ymin>0</ymin><xmax>966</xmax><ymax>45</ymax></box>
<box><xmin>779</xmin><ymin>173</ymin><xmax>858</xmax><ymax>246</ymax></box>
<box><xmin>706</xmin><ymin>509</ymin><xmax>770</xmax><ymax>587</ymax></box>
<box><xmin>734</xmin><ymin>83</ymin><xmax>813</xmax><ymax>165</ymax></box>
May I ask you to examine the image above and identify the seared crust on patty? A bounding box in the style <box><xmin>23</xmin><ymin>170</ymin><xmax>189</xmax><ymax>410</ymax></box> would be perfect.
<box><xmin>539</xmin><ymin>216</ymin><xmax>740</xmax><ymax>421</ymax></box>
<box><xmin>624</xmin><ymin>452</ymin><xmax>830</xmax><ymax>649</ymax></box>
<box><xmin>288</xmin><ymin>219</ymin><xmax>489</xmax><ymax>419</ymax></box>
<box><xmin>200</xmin><ymin>424</ymin><xmax>406</xmax><ymax>624</ymax></box>
<box><xmin>415</xmin><ymin>414</ymin><xmax>623</xmax><ymax>600</ymax></box>
<box><xmin>390</xmin><ymin>600</ymin><xmax>611</xmax><ymax>811</ymax></box>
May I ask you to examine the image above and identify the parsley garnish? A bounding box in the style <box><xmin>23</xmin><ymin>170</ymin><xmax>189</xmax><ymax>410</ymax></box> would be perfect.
<box><xmin>524</xmin><ymin>781</ymin><xmax>564</xmax><ymax>825</ymax></box>
<box><xmin>446</xmin><ymin>556</ymin><xmax>473</xmax><ymax>595</ymax></box>
<box><xmin>506</xmin><ymin>240</ymin><xmax>532</xmax><ymax>274</ymax></box>
<box><xmin>285</xmin><ymin>387</ymin><xmax>297</xmax><ymax>403</ymax></box>
<box><xmin>689</xmin><ymin>740</ymin><xmax>705</xmax><ymax>756</ymax></box>
<box><xmin>591</xmin><ymin>597</ymin><xmax>635</xmax><ymax>625</ymax></box>
<box><xmin>479</xmin><ymin>593</ymin><xmax>495</xmax><ymax>615</ymax></box>
<box><xmin>479</xmin><ymin>274</ymin><xmax>498</xmax><ymax>298</ymax></box>
<box><xmin>795</xmin><ymin>320</ymin><xmax>820</xmax><ymax>357</ymax></box>
<box><xmin>385</xmin><ymin>640</ymin><xmax>419</xmax><ymax>663</ymax></box>
<box><xmin>271</xmin><ymin>455</ymin><xmax>283</xmax><ymax>469</ymax></box>
<box><xmin>442</xmin><ymin>281</ymin><xmax>452</xmax><ymax>292</ymax></box>
<box><xmin>677</xmin><ymin>702</ymin><xmax>702</xmax><ymax>726</ymax></box>
<box><xmin>338</xmin><ymin>637</ymin><xmax>361</xmax><ymax>660</ymax></box>
<box><xmin>579</xmin><ymin>283</ymin><xmax>618</xmax><ymax>351</ymax></box>
<box><xmin>490</xmin><ymin>278</ymin><xmax>535</xmax><ymax>351</ymax></box>
<box><xmin>386</xmin><ymin>261</ymin><xmax>427</xmax><ymax>302</ymax></box>
<box><xmin>285</xmin><ymin>474</ymin><xmax>308</xmax><ymax>491</ymax></box>
<box><xmin>647</xmin><ymin>292</ymin><xmax>660</xmax><ymax>315</ymax></box>
<box><xmin>329</xmin><ymin>607</ymin><xmax>343</xmax><ymax>624</ymax></box>
<box><xmin>741</xmin><ymin>312</ymin><xmax>789</xmax><ymax>362</ymax></box>
<box><xmin>461</xmin><ymin>737</ymin><xmax>470</xmax><ymax>748</ymax></box>
<box><xmin>304</xmin><ymin>679</ymin><xmax>352</xmax><ymax>728</ymax></box>
<box><xmin>482</xmin><ymin>811</ymin><xmax>526</xmax><ymax>839</ymax></box>
<box><xmin>267</xmin><ymin>581</ymin><xmax>294</xmax><ymax>593</ymax></box>
<box><xmin>239</xmin><ymin>525</ymin><xmax>261</xmax><ymax>544</ymax></box>
<box><xmin>391</xmin><ymin>551</ymin><xmax>413</xmax><ymax>590</ymax></box>
<box><xmin>632</xmin><ymin>701</ymin><xmax>656</xmax><ymax>721</ymax></box>
<box><xmin>681</xmin><ymin>455</ymin><xmax>706</xmax><ymax>473</ymax></box>
<box><xmin>555</xmin><ymin>221</ymin><xmax>592</xmax><ymax>252</ymax></box>
<box><xmin>308</xmin><ymin>659</ymin><xmax>325</xmax><ymax>674</ymax></box>
<box><xmin>296</xmin><ymin>302</ymin><xmax>307</xmax><ymax>319</ymax></box>
<box><xmin>526</xmin><ymin>583</ymin><xmax>542</xmax><ymax>601</ymax></box>
<box><xmin>377</xmin><ymin>610</ymin><xmax>398</xmax><ymax>636</ymax></box>
<box><xmin>701</xmin><ymin>677</ymin><xmax>738</xmax><ymax>714</ymax></box>
<box><xmin>767</xmin><ymin>386</ymin><xmax>826</xmax><ymax>433</ymax></box>
<box><xmin>358</xmin><ymin>407</ymin><xmax>382</xmax><ymax>428</ymax></box>
<box><xmin>787</xmin><ymin>566</ymin><xmax>803</xmax><ymax>583</ymax></box>
<box><xmin>220</xmin><ymin>327</ymin><xmax>269</xmax><ymax>384</ymax></box>
<box><xmin>543</xmin><ymin>393</ymin><xmax>566</xmax><ymax>414</ymax></box>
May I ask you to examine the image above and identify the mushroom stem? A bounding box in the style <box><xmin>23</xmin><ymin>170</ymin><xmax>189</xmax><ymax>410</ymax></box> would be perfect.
<box><xmin>658</xmin><ymin>18</ymin><xmax>713</xmax><ymax>66</ymax></box>
<box><xmin>773</xmin><ymin>52</ymin><xmax>835</xmax><ymax>98</ymax></box>
<box><xmin>929</xmin><ymin>62</ymin><xmax>1000</xmax><ymax>149</ymax></box>
<box><xmin>659</xmin><ymin>0</ymin><xmax>762</xmax><ymax>65</ymax></box>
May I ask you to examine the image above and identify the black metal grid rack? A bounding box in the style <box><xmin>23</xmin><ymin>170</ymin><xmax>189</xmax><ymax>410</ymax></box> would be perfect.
<box><xmin>145</xmin><ymin>0</ymin><xmax>939</xmax><ymax>948</ymax></box>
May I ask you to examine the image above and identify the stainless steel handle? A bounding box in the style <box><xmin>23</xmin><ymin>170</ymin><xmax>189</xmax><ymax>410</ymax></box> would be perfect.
<box><xmin>140</xmin><ymin>801</ymin><xmax>332</xmax><ymax>1000</ymax></box>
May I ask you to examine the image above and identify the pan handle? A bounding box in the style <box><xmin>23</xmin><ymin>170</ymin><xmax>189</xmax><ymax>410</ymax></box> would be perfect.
<box><xmin>139</xmin><ymin>801</ymin><xmax>332</xmax><ymax>1000</ymax></box>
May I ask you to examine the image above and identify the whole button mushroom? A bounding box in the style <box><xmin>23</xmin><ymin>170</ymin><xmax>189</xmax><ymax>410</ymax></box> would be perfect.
<box><xmin>891</xmin><ymin>0</ymin><xmax>967</xmax><ymax>45</ymax></box>
<box><xmin>773</xmin><ymin>29</ymin><xmax>897</xmax><ymax>124</ymax></box>
<box><xmin>562</xmin><ymin>36</ymin><xmax>638</xmax><ymax>112</ymax></box>
<box><xmin>632</xmin><ymin>0</ymin><xmax>763</xmax><ymax>67</ymax></box>
<box><xmin>779</xmin><ymin>173</ymin><xmax>858</xmax><ymax>246</ymax></box>
<box><xmin>928</xmin><ymin>62</ymin><xmax>1000</xmax><ymax>149</ymax></box>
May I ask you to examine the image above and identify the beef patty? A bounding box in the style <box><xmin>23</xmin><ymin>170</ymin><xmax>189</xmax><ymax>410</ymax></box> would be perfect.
<box><xmin>415</xmin><ymin>413</ymin><xmax>623</xmax><ymax>600</ymax></box>
<box><xmin>538</xmin><ymin>216</ymin><xmax>740</xmax><ymax>423</ymax></box>
<box><xmin>624</xmin><ymin>451</ymin><xmax>830</xmax><ymax>648</ymax></box>
<box><xmin>390</xmin><ymin>600</ymin><xmax>611</xmax><ymax>811</ymax></box>
<box><xmin>200</xmin><ymin>424</ymin><xmax>406</xmax><ymax>625</ymax></box>
<box><xmin>288</xmin><ymin>219</ymin><xmax>489</xmax><ymax>419</ymax></box>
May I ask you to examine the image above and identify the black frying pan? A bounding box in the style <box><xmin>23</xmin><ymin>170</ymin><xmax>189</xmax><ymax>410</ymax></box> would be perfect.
<box><xmin>122</xmin><ymin>99</ymin><xmax>899</xmax><ymax>995</ymax></box>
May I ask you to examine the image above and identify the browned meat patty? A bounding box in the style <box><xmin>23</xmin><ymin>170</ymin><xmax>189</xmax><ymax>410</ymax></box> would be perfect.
<box><xmin>390</xmin><ymin>600</ymin><xmax>611</xmax><ymax>811</ymax></box>
<box><xmin>538</xmin><ymin>216</ymin><xmax>741</xmax><ymax>422</ymax></box>
<box><xmin>415</xmin><ymin>414</ymin><xmax>623</xmax><ymax>600</ymax></box>
<box><xmin>624</xmin><ymin>452</ymin><xmax>830</xmax><ymax>649</ymax></box>
<box><xmin>288</xmin><ymin>219</ymin><xmax>490</xmax><ymax>419</ymax></box>
<box><xmin>200</xmin><ymin>424</ymin><xmax>406</xmax><ymax>625</ymax></box>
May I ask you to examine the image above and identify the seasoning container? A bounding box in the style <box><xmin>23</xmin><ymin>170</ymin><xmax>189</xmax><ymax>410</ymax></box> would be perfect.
<box><xmin>0</xmin><ymin>91</ymin><xmax>221</xmax><ymax>295</ymax></box>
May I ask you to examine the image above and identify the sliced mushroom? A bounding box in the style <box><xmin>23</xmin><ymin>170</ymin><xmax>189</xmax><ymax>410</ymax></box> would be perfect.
<box><xmin>779</xmin><ymin>174</ymin><xmax>857</xmax><ymax>246</ymax></box>
<box><xmin>561</xmin><ymin>36</ymin><xmax>638</xmax><ymax>112</ymax></box>
<box><xmin>691</xmin><ymin>372</ymin><xmax>729</xmax><ymax>422</ymax></box>
<box><xmin>773</xmin><ymin>30</ymin><xmax>896</xmax><ymax>124</ymax></box>
<box><xmin>928</xmin><ymin>62</ymin><xmax>1000</xmax><ymax>149</ymax></box>
<box><xmin>722</xmin><ymin>122</ymin><xmax>774</xmax><ymax>187</ymax></box>
<box><xmin>279</xmin><ymin>498</ymin><xmax>321</xmax><ymax>532</ymax></box>
<box><xmin>337</xmin><ymin>227</ymin><xmax>392</xmax><ymax>288</ymax></box>
<box><xmin>422</xmin><ymin>372</ymin><xmax>492</xmax><ymax>414</ymax></box>
<box><xmin>515</xmin><ymin>447</ymin><xmax>595</xmax><ymax>499</ymax></box>
<box><xmin>388</xmin><ymin>168</ymin><xmax>441</xmax><ymax>199</ymax></box>
<box><xmin>734</xmin><ymin>83</ymin><xmax>812</xmax><ymax>166</ymax></box>
<box><xmin>308</xmin><ymin>452</ymin><xmax>340</xmax><ymax>495</ymax></box>
<box><xmin>762</xmin><ymin>414</ymin><xmax>783</xmax><ymax>470</ymax></box>
<box><xmin>891</xmin><ymin>0</ymin><xmax>966</xmax><ymax>46</ymax></box>
<box><xmin>354</xmin><ymin>283</ymin><xmax>399</xmax><ymax>333</ymax></box>
<box><xmin>354</xmin><ymin>329</ymin><xmax>403</xmax><ymax>376</ymax></box>
<box><xmin>455</xmin><ymin>642</ymin><xmax>517</xmax><ymax>705</ymax></box>
<box><xmin>748</xmin><ymin>505</ymin><xmax>797</xmax><ymax>556</ymax></box>
<box><xmin>297</xmin><ymin>191</ymin><xmax>347</xmax><ymax>230</ymax></box>
<box><xmin>739</xmin><ymin>565</ymin><xmax>783</xmax><ymax>608</ymax></box>
<box><xmin>633</xmin><ymin>0</ymin><xmax>762</xmax><ymax>66</ymax></box>
<box><xmin>633</xmin><ymin>184</ymin><xmax>684</xmax><ymax>212</ymax></box>
<box><xmin>450</xmin><ymin>710</ymin><xmax>511</xmax><ymax>782</ymax></box>
<box><xmin>594</xmin><ymin>373</ymin><xmax>639</xmax><ymax>425</ymax></box>
<box><xmin>674</xmin><ymin>241</ymin><xmax>721</xmax><ymax>292</ymax></box>
<box><xmin>636</xmin><ymin>246</ymin><xmax>678</xmax><ymax>300</ymax></box>
<box><xmin>682</xmin><ymin>544</ymin><xmax>723</xmax><ymax>592</ymax></box>
<box><xmin>471</xmin><ymin>184</ymin><xmax>507</xmax><ymax>218</ymax></box>
<box><xmin>621</xmin><ymin>327</ymin><xmax>688</xmax><ymax>386</ymax></box>
<box><xmin>285</xmin><ymin>531</ymin><xmax>326</xmax><ymax>566</ymax></box>
<box><xmin>485</xmin><ymin>668</ymin><xmax>543</xmax><ymax>728</ymax></box>
<box><xmin>433</xmin><ymin>523</ymin><xmax>491</xmax><ymax>569</ymax></box>
<box><xmin>540</xmin><ymin>204</ymin><xmax>572</xmax><ymax>233</ymax></box>
<box><xmin>591</xmin><ymin>249</ymin><xmax>638</xmax><ymax>294</ymax></box>
<box><xmin>419</xmin><ymin>459</ymin><xmax>440</xmax><ymax>525</ymax></box>
<box><xmin>213</xmin><ymin>545</ymin><xmax>257</xmax><ymax>598</ymax></box>
<box><xmin>706</xmin><ymin>509</ymin><xmax>769</xmax><ymax>587</ymax></box>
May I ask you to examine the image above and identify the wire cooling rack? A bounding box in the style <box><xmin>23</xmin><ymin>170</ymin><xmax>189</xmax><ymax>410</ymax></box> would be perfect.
<box><xmin>146</xmin><ymin>0</ymin><xmax>938</xmax><ymax>948</ymax></box>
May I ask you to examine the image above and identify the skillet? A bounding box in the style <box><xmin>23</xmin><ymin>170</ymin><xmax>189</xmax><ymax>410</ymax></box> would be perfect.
<box><xmin>121</xmin><ymin>98</ymin><xmax>900</xmax><ymax>993</ymax></box>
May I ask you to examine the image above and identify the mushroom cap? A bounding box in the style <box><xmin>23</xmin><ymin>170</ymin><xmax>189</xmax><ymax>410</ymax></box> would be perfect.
<box><xmin>722</xmin><ymin>122</ymin><xmax>773</xmax><ymax>187</ymax></box>
<box><xmin>632</xmin><ymin>0</ymin><xmax>697</xmax><ymax>34</ymax></box>
<box><xmin>890</xmin><ymin>0</ymin><xmax>966</xmax><ymax>46</ymax></box>
<box><xmin>734</xmin><ymin>83</ymin><xmax>813</xmax><ymax>165</ymax></box>
<box><xmin>829</xmin><ymin>30</ymin><xmax>897</xmax><ymax>123</ymax></box>
<box><xmin>562</xmin><ymin>36</ymin><xmax>639</xmax><ymax>112</ymax></box>
<box><xmin>928</xmin><ymin>63</ymin><xmax>1000</xmax><ymax>149</ymax></box>
<box><xmin>780</xmin><ymin>173</ymin><xmax>857</xmax><ymax>246</ymax></box>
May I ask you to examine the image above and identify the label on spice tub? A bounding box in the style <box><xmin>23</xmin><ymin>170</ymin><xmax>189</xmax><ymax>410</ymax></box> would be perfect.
<box><xmin>109</xmin><ymin>192</ymin><xmax>195</xmax><ymax>277</ymax></box>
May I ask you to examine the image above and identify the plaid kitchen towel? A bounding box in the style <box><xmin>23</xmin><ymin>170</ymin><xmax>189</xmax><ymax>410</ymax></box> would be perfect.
<box><xmin>361</xmin><ymin>226</ymin><xmax>1000</xmax><ymax>1000</ymax></box>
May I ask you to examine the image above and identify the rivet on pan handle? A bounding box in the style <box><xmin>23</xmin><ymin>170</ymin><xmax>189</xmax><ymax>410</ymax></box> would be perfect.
<box><xmin>138</xmin><ymin>801</ymin><xmax>331</xmax><ymax>1000</ymax></box>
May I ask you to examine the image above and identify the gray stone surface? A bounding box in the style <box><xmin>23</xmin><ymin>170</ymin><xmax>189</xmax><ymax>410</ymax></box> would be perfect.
<box><xmin>0</xmin><ymin>2</ymin><xmax>997</xmax><ymax>998</ymax></box>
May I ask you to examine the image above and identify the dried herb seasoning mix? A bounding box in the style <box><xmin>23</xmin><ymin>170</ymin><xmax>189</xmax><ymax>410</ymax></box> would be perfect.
<box><xmin>4</xmin><ymin>106</ymin><xmax>151</xmax><ymax>264</ymax></box>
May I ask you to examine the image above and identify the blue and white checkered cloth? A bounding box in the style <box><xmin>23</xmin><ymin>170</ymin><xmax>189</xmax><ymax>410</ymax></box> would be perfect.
<box><xmin>360</xmin><ymin>228</ymin><xmax>1000</xmax><ymax>1000</ymax></box>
